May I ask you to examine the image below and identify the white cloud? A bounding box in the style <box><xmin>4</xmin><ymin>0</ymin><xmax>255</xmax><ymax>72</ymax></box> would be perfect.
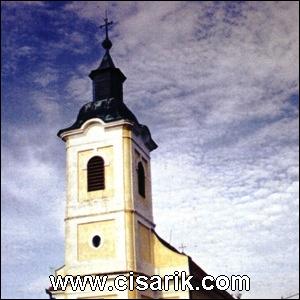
<box><xmin>33</xmin><ymin>67</ymin><xmax>59</xmax><ymax>87</ymax></box>
<box><xmin>66</xmin><ymin>75</ymin><xmax>92</xmax><ymax>101</ymax></box>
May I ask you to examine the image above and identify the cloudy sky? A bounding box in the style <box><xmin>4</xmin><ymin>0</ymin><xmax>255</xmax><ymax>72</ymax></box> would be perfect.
<box><xmin>1</xmin><ymin>1</ymin><xmax>299</xmax><ymax>299</ymax></box>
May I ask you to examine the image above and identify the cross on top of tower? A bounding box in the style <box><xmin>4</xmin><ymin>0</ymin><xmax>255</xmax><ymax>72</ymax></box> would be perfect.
<box><xmin>179</xmin><ymin>243</ymin><xmax>187</xmax><ymax>253</ymax></box>
<box><xmin>99</xmin><ymin>10</ymin><xmax>114</xmax><ymax>51</ymax></box>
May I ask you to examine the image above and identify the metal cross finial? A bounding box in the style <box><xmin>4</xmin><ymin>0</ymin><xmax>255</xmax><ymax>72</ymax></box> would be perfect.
<box><xmin>179</xmin><ymin>243</ymin><xmax>187</xmax><ymax>253</ymax></box>
<box><xmin>100</xmin><ymin>9</ymin><xmax>113</xmax><ymax>40</ymax></box>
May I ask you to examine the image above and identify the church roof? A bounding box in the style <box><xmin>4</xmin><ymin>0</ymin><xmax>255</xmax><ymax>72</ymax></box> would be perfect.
<box><xmin>98</xmin><ymin>50</ymin><xmax>115</xmax><ymax>69</ymax></box>
<box><xmin>57</xmin><ymin>98</ymin><xmax>157</xmax><ymax>151</ymax></box>
<box><xmin>188</xmin><ymin>257</ymin><xmax>234</xmax><ymax>299</ymax></box>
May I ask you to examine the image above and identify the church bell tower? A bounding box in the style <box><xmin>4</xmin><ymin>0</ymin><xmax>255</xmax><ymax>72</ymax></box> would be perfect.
<box><xmin>50</xmin><ymin>16</ymin><xmax>158</xmax><ymax>299</ymax></box>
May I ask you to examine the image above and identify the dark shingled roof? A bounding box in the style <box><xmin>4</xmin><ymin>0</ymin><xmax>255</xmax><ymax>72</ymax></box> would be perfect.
<box><xmin>98</xmin><ymin>51</ymin><xmax>115</xmax><ymax>69</ymax></box>
<box><xmin>57</xmin><ymin>98</ymin><xmax>158</xmax><ymax>151</ymax></box>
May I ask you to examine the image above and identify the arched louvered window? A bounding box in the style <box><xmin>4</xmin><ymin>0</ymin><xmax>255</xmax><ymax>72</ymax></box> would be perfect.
<box><xmin>87</xmin><ymin>156</ymin><xmax>105</xmax><ymax>192</ymax></box>
<box><xmin>138</xmin><ymin>162</ymin><xmax>145</xmax><ymax>198</ymax></box>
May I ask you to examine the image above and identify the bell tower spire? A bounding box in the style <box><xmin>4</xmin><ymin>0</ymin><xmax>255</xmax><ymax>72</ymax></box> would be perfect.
<box><xmin>89</xmin><ymin>12</ymin><xmax>126</xmax><ymax>101</ymax></box>
<box><xmin>98</xmin><ymin>11</ymin><xmax>115</xmax><ymax>69</ymax></box>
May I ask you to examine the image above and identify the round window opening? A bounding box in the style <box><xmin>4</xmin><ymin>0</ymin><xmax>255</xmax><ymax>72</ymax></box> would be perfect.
<box><xmin>92</xmin><ymin>235</ymin><xmax>101</xmax><ymax>248</ymax></box>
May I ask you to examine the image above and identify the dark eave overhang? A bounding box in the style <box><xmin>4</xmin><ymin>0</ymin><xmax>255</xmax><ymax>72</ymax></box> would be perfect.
<box><xmin>57</xmin><ymin>98</ymin><xmax>157</xmax><ymax>152</ymax></box>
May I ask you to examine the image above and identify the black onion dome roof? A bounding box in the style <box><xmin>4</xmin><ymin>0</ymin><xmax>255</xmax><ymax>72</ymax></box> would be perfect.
<box><xmin>57</xmin><ymin>98</ymin><xmax>158</xmax><ymax>151</ymax></box>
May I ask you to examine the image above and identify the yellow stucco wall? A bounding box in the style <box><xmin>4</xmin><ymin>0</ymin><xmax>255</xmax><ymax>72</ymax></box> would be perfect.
<box><xmin>152</xmin><ymin>233</ymin><xmax>187</xmax><ymax>268</ymax></box>
<box><xmin>78</xmin><ymin>146</ymin><xmax>114</xmax><ymax>202</ymax></box>
<box><xmin>138</xmin><ymin>222</ymin><xmax>152</xmax><ymax>264</ymax></box>
<box><xmin>77</xmin><ymin>220</ymin><xmax>116</xmax><ymax>261</ymax></box>
<box><xmin>137</xmin><ymin>220</ymin><xmax>186</xmax><ymax>269</ymax></box>
<box><xmin>77</xmin><ymin>295</ymin><xmax>117</xmax><ymax>299</ymax></box>
<box><xmin>123</xmin><ymin>127</ymin><xmax>133</xmax><ymax>210</ymax></box>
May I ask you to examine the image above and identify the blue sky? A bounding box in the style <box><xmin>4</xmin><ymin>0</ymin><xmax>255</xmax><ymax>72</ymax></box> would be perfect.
<box><xmin>1</xmin><ymin>1</ymin><xmax>299</xmax><ymax>299</ymax></box>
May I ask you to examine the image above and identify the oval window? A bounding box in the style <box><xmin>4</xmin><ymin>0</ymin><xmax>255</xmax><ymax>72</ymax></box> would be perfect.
<box><xmin>92</xmin><ymin>235</ymin><xmax>101</xmax><ymax>248</ymax></box>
